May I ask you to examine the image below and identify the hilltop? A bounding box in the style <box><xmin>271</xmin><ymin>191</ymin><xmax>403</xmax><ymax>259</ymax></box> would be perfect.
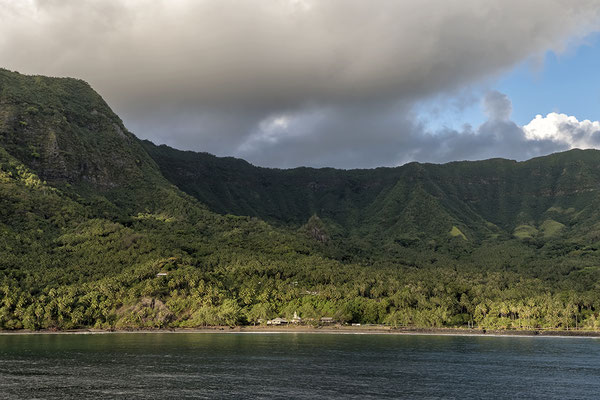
<box><xmin>2</xmin><ymin>68</ymin><xmax>600</xmax><ymax>331</ymax></box>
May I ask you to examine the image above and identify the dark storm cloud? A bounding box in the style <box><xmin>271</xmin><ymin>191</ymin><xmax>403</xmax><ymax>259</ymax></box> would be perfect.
<box><xmin>1</xmin><ymin>0</ymin><xmax>599</xmax><ymax>167</ymax></box>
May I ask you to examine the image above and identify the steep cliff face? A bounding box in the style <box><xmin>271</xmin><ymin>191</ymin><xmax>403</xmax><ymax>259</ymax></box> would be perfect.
<box><xmin>0</xmin><ymin>69</ymin><xmax>199</xmax><ymax>219</ymax></box>
<box><xmin>0</xmin><ymin>69</ymin><xmax>158</xmax><ymax>191</ymax></box>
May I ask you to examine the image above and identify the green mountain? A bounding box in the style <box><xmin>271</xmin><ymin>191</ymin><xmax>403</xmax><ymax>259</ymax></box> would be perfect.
<box><xmin>2</xmin><ymin>68</ymin><xmax>600</xmax><ymax>331</ymax></box>
<box><xmin>144</xmin><ymin>141</ymin><xmax>600</xmax><ymax>251</ymax></box>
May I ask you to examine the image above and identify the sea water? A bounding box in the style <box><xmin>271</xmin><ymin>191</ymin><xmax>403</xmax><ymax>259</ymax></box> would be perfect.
<box><xmin>0</xmin><ymin>332</ymin><xmax>599</xmax><ymax>399</ymax></box>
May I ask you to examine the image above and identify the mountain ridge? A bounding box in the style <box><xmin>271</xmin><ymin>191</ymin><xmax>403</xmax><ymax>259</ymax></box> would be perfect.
<box><xmin>144</xmin><ymin>140</ymin><xmax>600</xmax><ymax>247</ymax></box>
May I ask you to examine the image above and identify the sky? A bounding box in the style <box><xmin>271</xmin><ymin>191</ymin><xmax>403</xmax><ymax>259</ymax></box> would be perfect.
<box><xmin>1</xmin><ymin>0</ymin><xmax>600</xmax><ymax>169</ymax></box>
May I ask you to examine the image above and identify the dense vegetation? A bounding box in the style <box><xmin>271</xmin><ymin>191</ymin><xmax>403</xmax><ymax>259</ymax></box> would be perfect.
<box><xmin>2</xmin><ymin>68</ymin><xmax>600</xmax><ymax>331</ymax></box>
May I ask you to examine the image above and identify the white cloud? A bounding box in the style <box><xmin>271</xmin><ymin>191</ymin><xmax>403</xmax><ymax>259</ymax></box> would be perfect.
<box><xmin>523</xmin><ymin>113</ymin><xmax>600</xmax><ymax>149</ymax></box>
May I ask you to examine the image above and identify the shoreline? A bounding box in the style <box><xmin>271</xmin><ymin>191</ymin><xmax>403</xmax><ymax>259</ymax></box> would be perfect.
<box><xmin>2</xmin><ymin>325</ymin><xmax>600</xmax><ymax>338</ymax></box>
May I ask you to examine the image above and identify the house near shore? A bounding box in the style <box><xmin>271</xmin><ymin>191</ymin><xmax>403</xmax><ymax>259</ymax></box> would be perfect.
<box><xmin>320</xmin><ymin>317</ymin><xmax>334</xmax><ymax>324</ymax></box>
<box><xmin>267</xmin><ymin>317</ymin><xmax>288</xmax><ymax>325</ymax></box>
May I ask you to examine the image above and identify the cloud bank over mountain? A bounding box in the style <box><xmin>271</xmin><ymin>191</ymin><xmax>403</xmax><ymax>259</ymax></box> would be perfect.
<box><xmin>232</xmin><ymin>91</ymin><xmax>573</xmax><ymax>168</ymax></box>
<box><xmin>1</xmin><ymin>0</ymin><xmax>600</xmax><ymax>167</ymax></box>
